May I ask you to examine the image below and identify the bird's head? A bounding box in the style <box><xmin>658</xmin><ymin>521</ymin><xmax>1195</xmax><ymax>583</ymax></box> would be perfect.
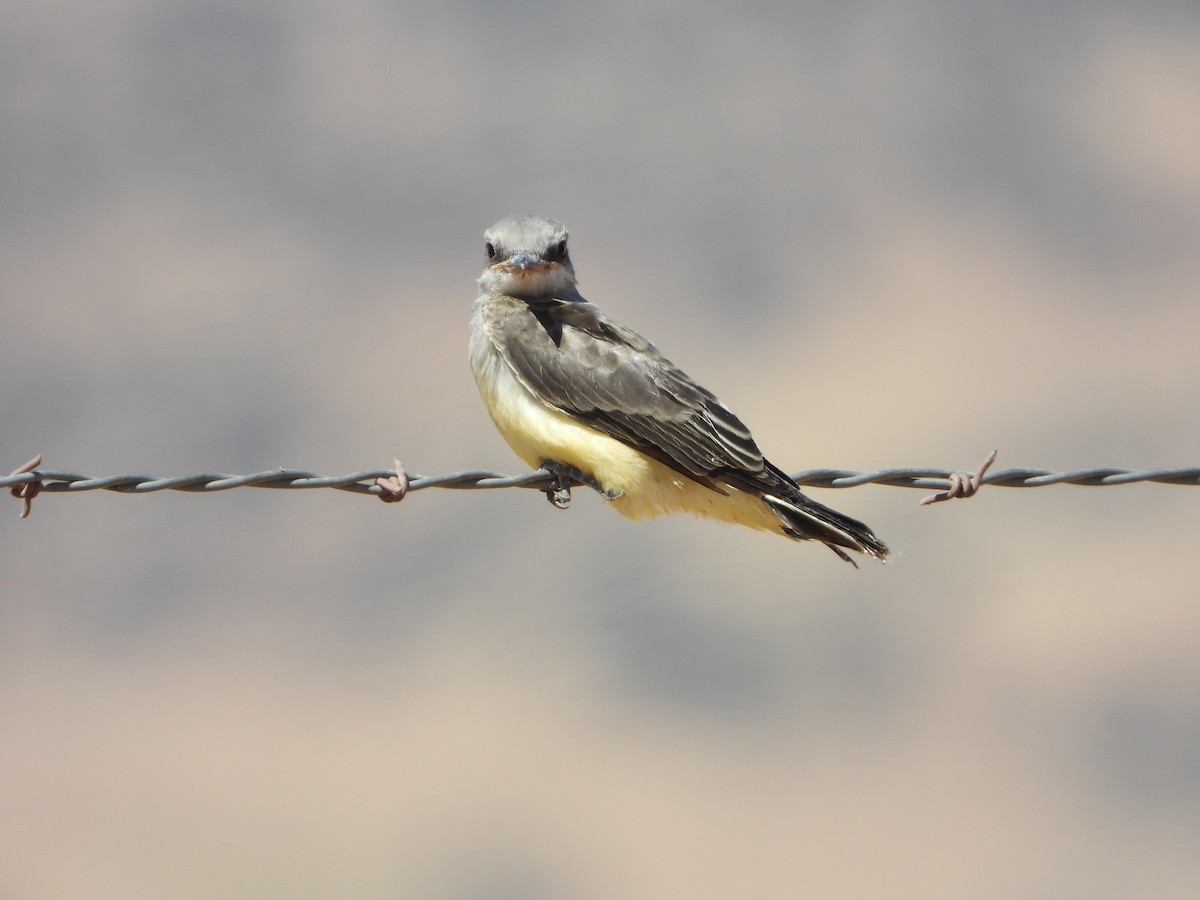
<box><xmin>478</xmin><ymin>214</ymin><xmax>580</xmax><ymax>300</ymax></box>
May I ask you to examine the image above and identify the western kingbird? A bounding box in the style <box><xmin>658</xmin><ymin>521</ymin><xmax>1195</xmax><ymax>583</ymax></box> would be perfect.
<box><xmin>469</xmin><ymin>213</ymin><xmax>889</xmax><ymax>565</ymax></box>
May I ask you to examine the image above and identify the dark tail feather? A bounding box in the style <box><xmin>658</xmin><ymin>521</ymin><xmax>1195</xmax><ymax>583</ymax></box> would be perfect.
<box><xmin>763</xmin><ymin>489</ymin><xmax>890</xmax><ymax>567</ymax></box>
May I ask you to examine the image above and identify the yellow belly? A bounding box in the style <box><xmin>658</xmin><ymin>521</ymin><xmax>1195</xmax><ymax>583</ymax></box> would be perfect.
<box><xmin>471</xmin><ymin>330</ymin><xmax>781</xmax><ymax>534</ymax></box>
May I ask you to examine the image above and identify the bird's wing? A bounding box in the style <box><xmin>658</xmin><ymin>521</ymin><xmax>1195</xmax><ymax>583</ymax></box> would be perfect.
<box><xmin>487</xmin><ymin>299</ymin><xmax>766</xmax><ymax>483</ymax></box>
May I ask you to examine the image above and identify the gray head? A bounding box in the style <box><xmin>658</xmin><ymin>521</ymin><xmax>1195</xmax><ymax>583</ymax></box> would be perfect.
<box><xmin>478</xmin><ymin>214</ymin><xmax>580</xmax><ymax>299</ymax></box>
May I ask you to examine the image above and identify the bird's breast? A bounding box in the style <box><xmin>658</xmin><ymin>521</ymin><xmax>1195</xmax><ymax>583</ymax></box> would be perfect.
<box><xmin>469</xmin><ymin>299</ymin><xmax>652</xmax><ymax>497</ymax></box>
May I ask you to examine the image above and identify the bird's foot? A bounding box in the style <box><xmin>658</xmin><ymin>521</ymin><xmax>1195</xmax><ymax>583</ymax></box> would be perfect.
<box><xmin>540</xmin><ymin>461</ymin><xmax>619</xmax><ymax>509</ymax></box>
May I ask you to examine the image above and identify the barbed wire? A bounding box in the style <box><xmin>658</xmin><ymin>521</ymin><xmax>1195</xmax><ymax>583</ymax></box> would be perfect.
<box><xmin>5</xmin><ymin>452</ymin><xmax>1198</xmax><ymax>519</ymax></box>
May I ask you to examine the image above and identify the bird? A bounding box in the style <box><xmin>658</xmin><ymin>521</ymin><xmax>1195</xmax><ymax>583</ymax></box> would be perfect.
<box><xmin>468</xmin><ymin>213</ymin><xmax>889</xmax><ymax>566</ymax></box>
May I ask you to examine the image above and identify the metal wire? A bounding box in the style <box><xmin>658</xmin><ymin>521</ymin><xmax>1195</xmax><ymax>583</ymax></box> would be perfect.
<box><xmin>2</xmin><ymin>465</ymin><xmax>553</xmax><ymax>496</ymax></box>
<box><xmin>5</xmin><ymin>452</ymin><xmax>1198</xmax><ymax>520</ymax></box>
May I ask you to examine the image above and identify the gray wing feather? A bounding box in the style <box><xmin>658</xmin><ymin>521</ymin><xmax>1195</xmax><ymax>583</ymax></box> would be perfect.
<box><xmin>490</xmin><ymin>299</ymin><xmax>765</xmax><ymax>479</ymax></box>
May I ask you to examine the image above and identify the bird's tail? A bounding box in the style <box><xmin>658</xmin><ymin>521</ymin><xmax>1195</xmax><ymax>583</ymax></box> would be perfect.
<box><xmin>761</xmin><ymin>471</ymin><xmax>890</xmax><ymax>567</ymax></box>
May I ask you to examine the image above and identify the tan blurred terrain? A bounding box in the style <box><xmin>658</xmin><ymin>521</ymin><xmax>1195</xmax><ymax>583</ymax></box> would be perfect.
<box><xmin>2</xmin><ymin>3</ymin><xmax>1199</xmax><ymax>898</ymax></box>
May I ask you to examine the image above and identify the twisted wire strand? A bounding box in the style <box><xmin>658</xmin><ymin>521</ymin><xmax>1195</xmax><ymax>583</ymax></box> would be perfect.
<box><xmin>794</xmin><ymin>465</ymin><xmax>1200</xmax><ymax>488</ymax></box>
<box><xmin>1</xmin><ymin>466</ymin><xmax>554</xmax><ymax>495</ymax></box>
<box><xmin>5</xmin><ymin>459</ymin><xmax>1198</xmax><ymax>505</ymax></box>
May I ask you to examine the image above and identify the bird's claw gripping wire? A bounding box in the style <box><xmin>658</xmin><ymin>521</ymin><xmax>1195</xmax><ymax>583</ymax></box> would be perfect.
<box><xmin>374</xmin><ymin>458</ymin><xmax>410</xmax><ymax>503</ymax></box>
<box><xmin>540</xmin><ymin>462</ymin><xmax>579</xmax><ymax>509</ymax></box>
<box><xmin>919</xmin><ymin>450</ymin><xmax>997</xmax><ymax>506</ymax></box>
<box><xmin>8</xmin><ymin>453</ymin><xmax>44</xmax><ymax>519</ymax></box>
<box><xmin>538</xmin><ymin>461</ymin><xmax>619</xmax><ymax>509</ymax></box>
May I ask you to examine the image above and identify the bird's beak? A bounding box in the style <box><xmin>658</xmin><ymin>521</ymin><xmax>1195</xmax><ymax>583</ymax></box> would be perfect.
<box><xmin>493</xmin><ymin>251</ymin><xmax>555</xmax><ymax>277</ymax></box>
<box><xmin>504</xmin><ymin>251</ymin><xmax>543</xmax><ymax>270</ymax></box>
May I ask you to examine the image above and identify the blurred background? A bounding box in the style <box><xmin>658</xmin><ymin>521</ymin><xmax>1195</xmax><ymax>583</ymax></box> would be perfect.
<box><xmin>3</xmin><ymin>1</ymin><xmax>1199</xmax><ymax>897</ymax></box>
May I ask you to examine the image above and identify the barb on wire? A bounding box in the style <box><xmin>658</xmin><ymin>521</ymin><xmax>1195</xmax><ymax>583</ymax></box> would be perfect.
<box><xmin>4</xmin><ymin>452</ymin><xmax>1199</xmax><ymax>519</ymax></box>
<box><xmin>919</xmin><ymin>450</ymin><xmax>997</xmax><ymax>506</ymax></box>
<box><xmin>8</xmin><ymin>453</ymin><xmax>44</xmax><ymax>519</ymax></box>
<box><xmin>375</xmin><ymin>457</ymin><xmax>409</xmax><ymax>503</ymax></box>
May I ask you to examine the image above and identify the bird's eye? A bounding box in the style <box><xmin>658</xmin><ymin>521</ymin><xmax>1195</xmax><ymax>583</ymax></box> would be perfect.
<box><xmin>485</xmin><ymin>242</ymin><xmax>496</xmax><ymax>260</ymax></box>
<box><xmin>550</xmin><ymin>239</ymin><xmax>567</xmax><ymax>260</ymax></box>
